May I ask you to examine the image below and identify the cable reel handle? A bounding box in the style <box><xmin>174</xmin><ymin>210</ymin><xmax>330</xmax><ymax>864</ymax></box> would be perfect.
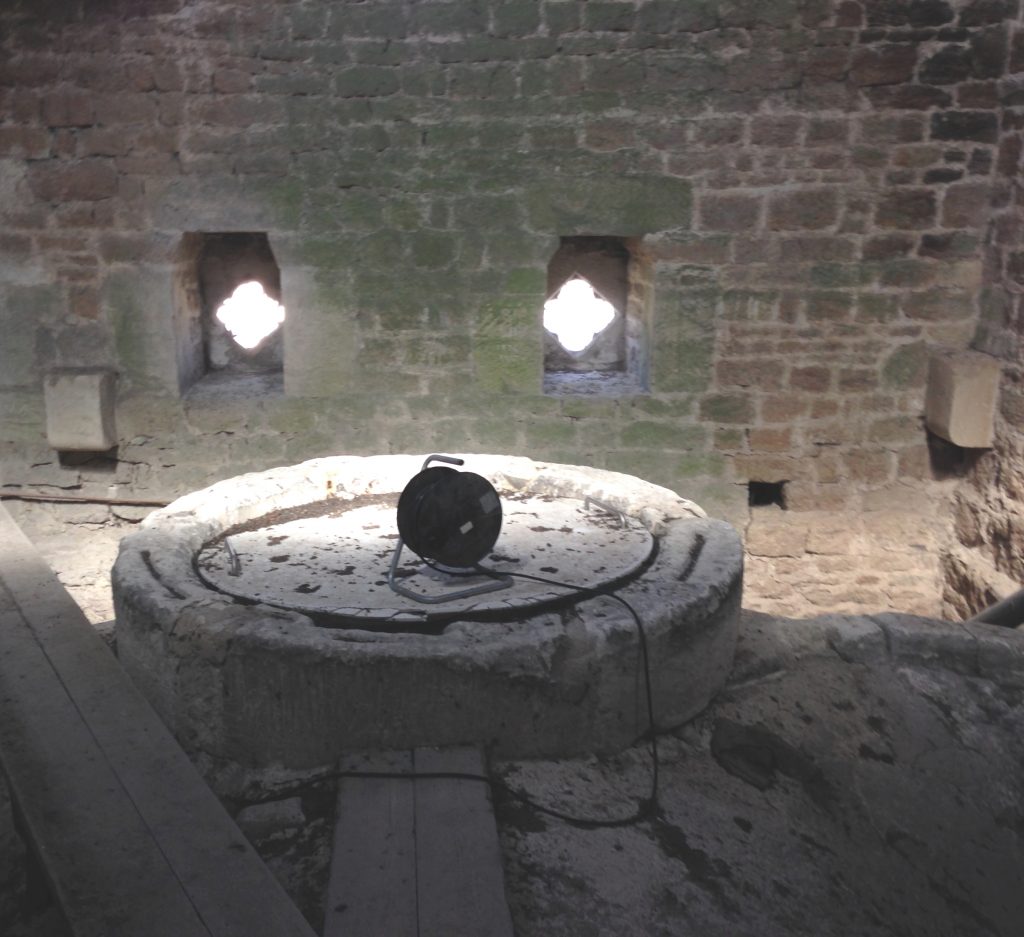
<box><xmin>421</xmin><ymin>454</ymin><xmax>464</xmax><ymax>471</ymax></box>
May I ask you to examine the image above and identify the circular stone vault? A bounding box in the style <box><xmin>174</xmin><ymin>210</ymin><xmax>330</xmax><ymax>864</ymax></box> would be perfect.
<box><xmin>113</xmin><ymin>455</ymin><xmax>742</xmax><ymax>789</ymax></box>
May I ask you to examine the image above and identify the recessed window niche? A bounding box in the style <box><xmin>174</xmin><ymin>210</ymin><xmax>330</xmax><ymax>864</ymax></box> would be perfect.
<box><xmin>174</xmin><ymin>232</ymin><xmax>285</xmax><ymax>396</ymax></box>
<box><xmin>749</xmin><ymin>481</ymin><xmax>787</xmax><ymax>509</ymax></box>
<box><xmin>543</xmin><ymin>236</ymin><xmax>649</xmax><ymax>396</ymax></box>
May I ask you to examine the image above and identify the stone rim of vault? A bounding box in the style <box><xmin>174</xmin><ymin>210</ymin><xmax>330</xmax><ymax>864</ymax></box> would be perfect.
<box><xmin>112</xmin><ymin>454</ymin><xmax>744</xmax><ymax>790</ymax></box>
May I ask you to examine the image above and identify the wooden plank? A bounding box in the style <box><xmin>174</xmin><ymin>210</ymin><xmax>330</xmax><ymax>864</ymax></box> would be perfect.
<box><xmin>324</xmin><ymin>750</ymin><xmax>417</xmax><ymax>937</ymax></box>
<box><xmin>0</xmin><ymin>505</ymin><xmax>317</xmax><ymax>937</ymax></box>
<box><xmin>414</xmin><ymin>747</ymin><xmax>515</xmax><ymax>937</ymax></box>
<box><xmin>0</xmin><ymin>585</ymin><xmax>210</xmax><ymax>937</ymax></box>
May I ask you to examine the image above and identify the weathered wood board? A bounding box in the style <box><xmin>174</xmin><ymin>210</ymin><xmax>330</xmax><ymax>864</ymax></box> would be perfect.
<box><xmin>326</xmin><ymin>746</ymin><xmax>514</xmax><ymax>937</ymax></box>
<box><xmin>0</xmin><ymin>504</ymin><xmax>316</xmax><ymax>937</ymax></box>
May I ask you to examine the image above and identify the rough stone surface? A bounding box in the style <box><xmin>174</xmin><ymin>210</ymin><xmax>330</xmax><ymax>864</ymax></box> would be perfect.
<box><xmin>944</xmin><ymin>27</ymin><xmax>1024</xmax><ymax>618</ymax></box>
<box><xmin>107</xmin><ymin>608</ymin><xmax>1021</xmax><ymax>937</ymax></box>
<box><xmin>0</xmin><ymin>2</ymin><xmax>1020</xmax><ymax>621</ymax></box>
<box><xmin>195</xmin><ymin>495</ymin><xmax>658</xmax><ymax>621</ymax></box>
<box><xmin>112</xmin><ymin>455</ymin><xmax>742</xmax><ymax>785</ymax></box>
<box><xmin>0</xmin><ymin>0</ymin><xmax>1023</xmax><ymax>716</ymax></box>
<box><xmin>743</xmin><ymin>503</ymin><xmax>951</xmax><ymax>619</ymax></box>
<box><xmin>925</xmin><ymin>349</ymin><xmax>1001</xmax><ymax>448</ymax></box>
<box><xmin>42</xmin><ymin>369</ymin><xmax>117</xmax><ymax>452</ymax></box>
<box><xmin>494</xmin><ymin>609</ymin><xmax>1024</xmax><ymax>937</ymax></box>
<box><xmin>5</xmin><ymin>514</ymin><xmax>1024</xmax><ymax>936</ymax></box>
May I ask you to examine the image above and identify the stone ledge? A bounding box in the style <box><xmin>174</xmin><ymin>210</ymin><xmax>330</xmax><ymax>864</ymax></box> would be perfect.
<box><xmin>113</xmin><ymin>455</ymin><xmax>743</xmax><ymax>793</ymax></box>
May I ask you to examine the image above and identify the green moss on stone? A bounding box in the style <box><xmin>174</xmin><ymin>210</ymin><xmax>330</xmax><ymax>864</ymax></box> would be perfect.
<box><xmin>675</xmin><ymin>451</ymin><xmax>727</xmax><ymax>477</ymax></box>
<box><xmin>0</xmin><ymin>390</ymin><xmax>46</xmax><ymax>443</ymax></box>
<box><xmin>1</xmin><ymin>285</ymin><xmax>60</xmax><ymax>387</ymax></box>
<box><xmin>525</xmin><ymin>174</ymin><xmax>692</xmax><ymax>236</ymax></box>
<box><xmin>620</xmin><ymin>421</ymin><xmax>708</xmax><ymax>450</ymax></box>
<box><xmin>474</xmin><ymin>337</ymin><xmax>541</xmax><ymax>393</ymax></box>
<box><xmin>265</xmin><ymin>176</ymin><xmax>303</xmax><ymax>228</ymax></box>
<box><xmin>477</xmin><ymin>299</ymin><xmax>539</xmax><ymax>336</ymax></box>
<box><xmin>468</xmin><ymin>415</ymin><xmax>522</xmax><ymax>450</ymax></box>
<box><xmin>290</xmin><ymin>237</ymin><xmax>359</xmax><ymax>268</ymax></box>
<box><xmin>857</xmin><ymin>293</ymin><xmax>899</xmax><ymax>322</ymax></box>
<box><xmin>483</xmin><ymin>231</ymin><xmax>546</xmax><ymax>267</ymax></box>
<box><xmin>713</xmin><ymin>428</ymin><xmax>744</xmax><ymax>450</ymax></box>
<box><xmin>882</xmin><ymin>341</ymin><xmax>928</xmax><ymax>388</ymax></box>
<box><xmin>560</xmin><ymin>398</ymin><xmax>621</xmax><ymax>420</ymax></box>
<box><xmin>411</xmin><ymin>232</ymin><xmax>457</xmax><ymax>269</ymax></box>
<box><xmin>700</xmin><ymin>394</ymin><xmax>754</xmax><ymax>424</ymax></box>
<box><xmin>106</xmin><ymin>270</ymin><xmax>178</xmax><ymax>394</ymax></box>
<box><xmin>357</xmin><ymin>231</ymin><xmax>408</xmax><ymax>268</ymax></box>
<box><xmin>625</xmin><ymin>396</ymin><xmax>691</xmax><ymax>417</ymax></box>
<box><xmin>524</xmin><ymin>419</ymin><xmax>578</xmax><ymax>448</ymax></box>
<box><xmin>504</xmin><ymin>267</ymin><xmax>546</xmax><ymax>295</ymax></box>
<box><xmin>682</xmin><ymin>479</ymin><xmax>748</xmax><ymax>528</ymax></box>
<box><xmin>494</xmin><ymin>0</ymin><xmax>543</xmax><ymax>34</ymax></box>
<box><xmin>652</xmin><ymin>334</ymin><xmax>713</xmax><ymax>393</ymax></box>
<box><xmin>260</xmin><ymin>399</ymin><xmax>319</xmax><ymax>435</ymax></box>
<box><xmin>604</xmin><ymin>450</ymin><xmax>686</xmax><ymax>490</ymax></box>
<box><xmin>809</xmin><ymin>263</ymin><xmax>871</xmax><ymax>289</ymax></box>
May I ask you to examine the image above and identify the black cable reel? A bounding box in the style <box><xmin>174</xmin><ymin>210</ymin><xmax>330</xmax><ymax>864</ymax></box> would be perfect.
<box><xmin>389</xmin><ymin>455</ymin><xmax>511</xmax><ymax>603</ymax></box>
<box><xmin>384</xmin><ymin>454</ymin><xmax>661</xmax><ymax>821</ymax></box>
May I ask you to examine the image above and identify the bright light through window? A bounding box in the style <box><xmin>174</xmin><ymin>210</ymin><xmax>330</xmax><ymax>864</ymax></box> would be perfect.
<box><xmin>543</xmin><ymin>278</ymin><xmax>616</xmax><ymax>353</ymax></box>
<box><xmin>214</xmin><ymin>281</ymin><xmax>285</xmax><ymax>350</ymax></box>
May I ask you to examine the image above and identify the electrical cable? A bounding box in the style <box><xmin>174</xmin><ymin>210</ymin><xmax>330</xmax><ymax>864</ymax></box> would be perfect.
<box><xmin>8</xmin><ymin>463</ymin><xmax>657</xmax><ymax>822</ymax></box>
<box><xmin>242</xmin><ymin>551</ymin><xmax>662</xmax><ymax>829</ymax></box>
<box><xmin>0</xmin><ymin>488</ymin><xmax>170</xmax><ymax>507</ymax></box>
<box><xmin>470</xmin><ymin>562</ymin><xmax>660</xmax><ymax>827</ymax></box>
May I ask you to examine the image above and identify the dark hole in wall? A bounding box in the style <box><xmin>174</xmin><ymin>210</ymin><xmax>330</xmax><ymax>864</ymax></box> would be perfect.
<box><xmin>197</xmin><ymin>233</ymin><xmax>283</xmax><ymax>374</ymax></box>
<box><xmin>57</xmin><ymin>448</ymin><xmax>119</xmax><ymax>472</ymax></box>
<box><xmin>749</xmin><ymin>481</ymin><xmax>787</xmax><ymax>509</ymax></box>
<box><xmin>926</xmin><ymin>428</ymin><xmax>985</xmax><ymax>480</ymax></box>
<box><xmin>544</xmin><ymin>236</ymin><xmax>629</xmax><ymax>373</ymax></box>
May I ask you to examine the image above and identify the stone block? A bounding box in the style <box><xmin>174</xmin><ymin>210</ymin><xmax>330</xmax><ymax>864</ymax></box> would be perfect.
<box><xmin>699</xmin><ymin>193</ymin><xmax>762</xmax><ymax>233</ymax></box>
<box><xmin>767</xmin><ymin>189</ymin><xmax>838</xmax><ymax>230</ymax></box>
<box><xmin>850</xmin><ymin>44</ymin><xmax>917</xmax><ymax>86</ymax></box>
<box><xmin>474</xmin><ymin>337</ymin><xmax>541</xmax><ymax>393</ymax></box>
<box><xmin>969</xmin><ymin>25</ymin><xmax>1008</xmax><ymax>79</ymax></box>
<box><xmin>875</xmin><ymin>613</ymin><xmax>979</xmax><ymax>675</ymax></box>
<box><xmin>620</xmin><ymin>421</ymin><xmax>707</xmax><ymax>450</ymax></box>
<box><xmin>964</xmin><ymin>620</ymin><xmax>1024</xmax><ymax>687</ymax></box>
<box><xmin>44</xmin><ymin>368</ymin><xmax>117</xmax><ymax>452</ymax></box>
<box><xmin>524</xmin><ymin>174</ymin><xmax>692</xmax><ymax>237</ymax></box>
<box><xmin>823</xmin><ymin>615</ymin><xmax>888</xmax><ymax>664</ymax></box>
<box><xmin>882</xmin><ymin>341</ymin><xmax>928</xmax><ymax>388</ymax></box>
<box><xmin>750</xmin><ymin>115</ymin><xmax>802</xmax><ymax>146</ymax></box>
<box><xmin>930</xmin><ymin>110</ymin><xmax>999</xmax><ymax>143</ymax></box>
<box><xmin>919</xmin><ymin>45</ymin><xmax>972</xmax><ymax>85</ymax></box>
<box><xmin>875</xmin><ymin>188</ymin><xmax>937</xmax><ymax>229</ymax></box>
<box><xmin>904</xmin><ymin>288</ymin><xmax>974</xmax><ymax>321</ymax></box>
<box><xmin>925</xmin><ymin>349</ymin><xmax>1000</xmax><ymax>448</ymax></box>
<box><xmin>745</xmin><ymin>516</ymin><xmax>807</xmax><ymax>558</ymax></box>
<box><xmin>652</xmin><ymin>332</ymin><xmax>713</xmax><ymax>393</ymax></box>
<box><xmin>700</xmin><ymin>393</ymin><xmax>754</xmax><ymax>424</ymax></box>
<box><xmin>941</xmin><ymin>182</ymin><xmax>991</xmax><ymax>227</ymax></box>
<box><xmin>867</xmin><ymin>84</ymin><xmax>952</xmax><ymax>110</ymax></box>
<box><xmin>789</xmin><ymin>366</ymin><xmax>832</xmax><ymax>392</ymax></box>
<box><xmin>28</xmin><ymin>159</ymin><xmax>118</xmax><ymax>202</ymax></box>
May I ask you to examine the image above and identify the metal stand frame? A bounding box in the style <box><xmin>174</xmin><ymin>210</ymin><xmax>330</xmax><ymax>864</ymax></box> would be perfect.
<box><xmin>387</xmin><ymin>538</ymin><xmax>512</xmax><ymax>605</ymax></box>
<box><xmin>387</xmin><ymin>453</ymin><xmax>513</xmax><ymax>605</ymax></box>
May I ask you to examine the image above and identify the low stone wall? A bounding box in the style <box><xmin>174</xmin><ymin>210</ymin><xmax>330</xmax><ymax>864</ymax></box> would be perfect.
<box><xmin>112</xmin><ymin>455</ymin><xmax>743</xmax><ymax>792</ymax></box>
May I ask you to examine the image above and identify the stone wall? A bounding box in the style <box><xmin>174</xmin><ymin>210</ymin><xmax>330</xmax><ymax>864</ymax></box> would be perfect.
<box><xmin>1</xmin><ymin>0</ymin><xmax>1022</xmax><ymax>618</ymax></box>
<box><xmin>944</xmin><ymin>9</ymin><xmax>1024</xmax><ymax>617</ymax></box>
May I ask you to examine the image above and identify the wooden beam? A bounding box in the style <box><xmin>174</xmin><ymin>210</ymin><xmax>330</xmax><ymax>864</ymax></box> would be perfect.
<box><xmin>0</xmin><ymin>505</ymin><xmax>316</xmax><ymax>937</ymax></box>
<box><xmin>0</xmin><ymin>580</ymin><xmax>209</xmax><ymax>937</ymax></box>
<box><xmin>415</xmin><ymin>747</ymin><xmax>514</xmax><ymax>937</ymax></box>
<box><xmin>324</xmin><ymin>751</ymin><xmax>417</xmax><ymax>937</ymax></box>
<box><xmin>326</xmin><ymin>746</ymin><xmax>514</xmax><ymax>937</ymax></box>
